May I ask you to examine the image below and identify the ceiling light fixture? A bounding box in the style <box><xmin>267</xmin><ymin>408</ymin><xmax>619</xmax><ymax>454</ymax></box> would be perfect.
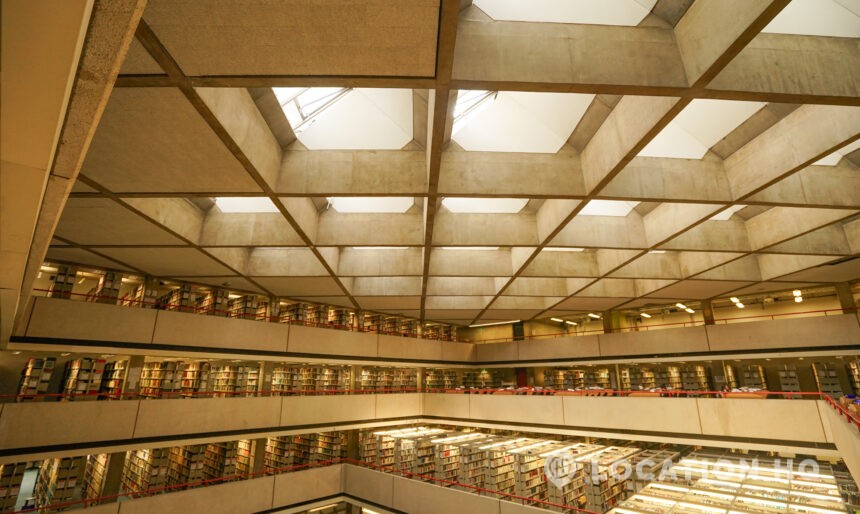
<box><xmin>587</xmin><ymin>313</ymin><xmax>601</xmax><ymax>319</ymax></box>
<box><xmin>792</xmin><ymin>289</ymin><xmax>802</xmax><ymax>297</ymax></box>
<box><xmin>550</xmin><ymin>318</ymin><xmax>564</xmax><ymax>323</ymax></box>
<box><xmin>214</xmin><ymin>197</ymin><xmax>279</xmax><ymax>213</ymax></box>
<box><xmin>736</xmin><ymin>303</ymin><xmax>745</xmax><ymax>309</ymax></box>
<box><xmin>685</xmin><ymin>308</ymin><xmax>695</xmax><ymax>314</ymax></box>
<box><xmin>676</xmin><ymin>303</ymin><xmax>687</xmax><ymax>309</ymax></box>
<box><xmin>274</xmin><ymin>87</ymin><xmax>351</xmax><ymax>134</ymax></box>
<box><xmin>730</xmin><ymin>297</ymin><xmax>739</xmax><ymax>303</ymax></box>
<box><xmin>469</xmin><ymin>320</ymin><xmax>521</xmax><ymax>328</ymax></box>
<box><xmin>795</xmin><ymin>296</ymin><xmax>803</xmax><ymax>303</ymax></box>
<box><xmin>648</xmin><ymin>250</ymin><xmax>666</xmax><ymax>254</ymax></box>
<box><xmin>565</xmin><ymin>320</ymin><xmax>577</xmax><ymax>326</ymax></box>
<box><xmin>640</xmin><ymin>312</ymin><xmax>652</xmax><ymax>318</ymax></box>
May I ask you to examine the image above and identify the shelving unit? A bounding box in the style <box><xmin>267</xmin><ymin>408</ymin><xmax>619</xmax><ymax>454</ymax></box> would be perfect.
<box><xmin>778</xmin><ymin>364</ymin><xmax>802</xmax><ymax>398</ymax></box>
<box><xmin>83</xmin><ymin>453</ymin><xmax>110</xmax><ymax>504</ymax></box>
<box><xmin>196</xmin><ymin>289</ymin><xmax>229</xmax><ymax>317</ymax></box>
<box><xmin>227</xmin><ymin>295</ymin><xmax>259</xmax><ymax>320</ymax></box>
<box><xmin>680</xmin><ymin>365</ymin><xmax>711</xmax><ymax>392</ymax></box>
<box><xmin>625</xmin><ymin>448</ymin><xmax>683</xmax><ymax>494</ymax></box>
<box><xmin>139</xmin><ymin>361</ymin><xmax>184</xmax><ymax>398</ymax></box>
<box><xmin>264</xmin><ymin>434</ymin><xmax>315</xmax><ymax>471</ymax></box>
<box><xmin>211</xmin><ymin>364</ymin><xmax>260</xmax><ymax>397</ymax></box>
<box><xmin>236</xmin><ymin>440</ymin><xmax>255</xmax><ymax>475</ymax></box>
<box><xmin>741</xmin><ymin>364</ymin><xmax>768</xmax><ymax>390</ymax></box>
<box><xmin>847</xmin><ymin>360</ymin><xmax>860</xmax><ymax>395</ymax></box>
<box><xmin>834</xmin><ymin>468</ymin><xmax>860</xmax><ymax>513</ymax></box>
<box><xmin>311</xmin><ymin>432</ymin><xmax>346</xmax><ymax>463</ymax></box>
<box><xmin>167</xmin><ymin>445</ymin><xmax>207</xmax><ymax>488</ymax></box>
<box><xmin>0</xmin><ymin>462</ymin><xmax>28</xmax><ymax>512</ymax></box>
<box><xmin>180</xmin><ymin>362</ymin><xmax>211</xmax><ymax>397</ymax></box>
<box><xmin>431</xmin><ymin>433</ymin><xmax>487</xmax><ymax>485</ymax></box>
<box><xmin>655</xmin><ymin>366</ymin><xmax>682</xmax><ymax>389</ymax></box>
<box><xmin>425</xmin><ymin>369</ymin><xmax>461</xmax><ymax>390</ymax></box>
<box><xmin>100</xmin><ymin>360</ymin><xmax>127</xmax><ymax>399</ymax></box>
<box><xmin>580</xmin><ymin>445</ymin><xmax>642</xmax><ymax>512</ymax></box>
<box><xmin>547</xmin><ymin>368</ymin><xmax>585</xmax><ymax>390</ymax></box>
<box><xmin>61</xmin><ymin>358</ymin><xmax>106</xmax><ymax>400</ymax></box>
<box><xmin>121</xmin><ymin>447</ymin><xmax>171</xmax><ymax>495</ymax></box>
<box><xmin>511</xmin><ymin>439</ymin><xmax>553</xmax><ymax>505</ymax></box>
<box><xmin>620</xmin><ymin>367</ymin><xmax>656</xmax><ymax>390</ymax></box>
<box><xmin>359</xmin><ymin>430</ymin><xmax>378</xmax><ymax>464</ymax></box>
<box><xmin>724</xmin><ymin>364</ymin><xmax>738</xmax><ymax>389</ymax></box>
<box><xmin>95</xmin><ymin>271</ymin><xmax>122</xmax><ymax>304</ymax></box>
<box><xmin>585</xmin><ymin>368</ymin><xmax>611</xmax><ymax>389</ymax></box>
<box><xmin>18</xmin><ymin>357</ymin><xmax>57</xmax><ymax>400</ymax></box>
<box><xmin>34</xmin><ymin>456</ymin><xmax>86</xmax><ymax>509</ymax></box>
<box><xmin>812</xmin><ymin>362</ymin><xmax>844</xmax><ymax>397</ymax></box>
<box><xmin>390</xmin><ymin>428</ymin><xmax>448</xmax><ymax>477</ymax></box>
<box><xmin>49</xmin><ymin>265</ymin><xmax>76</xmax><ymax>299</ymax></box>
<box><xmin>202</xmin><ymin>442</ymin><xmax>239</xmax><ymax>480</ymax></box>
<box><xmin>272</xmin><ymin>366</ymin><xmax>299</xmax><ymax>395</ymax></box>
<box><xmin>159</xmin><ymin>284</ymin><xmax>194</xmax><ymax>312</ymax></box>
<box><xmin>462</xmin><ymin>369</ymin><xmax>503</xmax><ymax>388</ymax></box>
<box><xmin>544</xmin><ymin>442</ymin><xmax>604</xmax><ymax>511</ymax></box>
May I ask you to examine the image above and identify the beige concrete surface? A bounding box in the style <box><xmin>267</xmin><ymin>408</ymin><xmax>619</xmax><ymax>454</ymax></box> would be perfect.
<box><xmin>152</xmin><ymin>310</ymin><xmax>289</xmax><ymax>352</ymax></box>
<box><xmin>26</xmin><ymin>297</ymin><xmax>157</xmax><ymax>343</ymax></box>
<box><xmin>0</xmin><ymin>400</ymin><xmax>138</xmax><ymax>449</ymax></box>
<box><xmin>133</xmin><ymin>397</ymin><xmax>282</xmax><ymax>438</ymax></box>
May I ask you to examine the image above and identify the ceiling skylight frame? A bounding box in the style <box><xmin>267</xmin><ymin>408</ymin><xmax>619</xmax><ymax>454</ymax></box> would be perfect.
<box><xmin>452</xmin><ymin>90</ymin><xmax>498</xmax><ymax>135</ymax></box>
<box><xmin>327</xmin><ymin>196</ymin><xmax>414</xmax><ymax>214</ymax></box>
<box><xmin>578</xmin><ymin>200</ymin><xmax>640</xmax><ymax>217</ymax></box>
<box><xmin>276</xmin><ymin>87</ymin><xmax>352</xmax><ymax>134</ymax></box>
<box><xmin>441</xmin><ymin>197</ymin><xmax>528</xmax><ymax>214</ymax></box>
<box><xmin>213</xmin><ymin>197</ymin><xmax>280</xmax><ymax>213</ymax></box>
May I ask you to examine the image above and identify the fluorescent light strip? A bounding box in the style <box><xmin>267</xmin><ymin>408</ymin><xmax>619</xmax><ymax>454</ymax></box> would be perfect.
<box><xmin>469</xmin><ymin>319</ymin><xmax>520</xmax><ymax>328</ymax></box>
<box><xmin>587</xmin><ymin>313</ymin><xmax>601</xmax><ymax>319</ymax></box>
<box><xmin>565</xmin><ymin>320</ymin><xmax>577</xmax><ymax>326</ymax></box>
<box><xmin>551</xmin><ymin>318</ymin><xmax>564</xmax><ymax>322</ymax></box>
<box><xmin>544</xmin><ymin>247</ymin><xmax>585</xmax><ymax>252</ymax></box>
<box><xmin>640</xmin><ymin>312</ymin><xmax>652</xmax><ymax>318</ymax></box>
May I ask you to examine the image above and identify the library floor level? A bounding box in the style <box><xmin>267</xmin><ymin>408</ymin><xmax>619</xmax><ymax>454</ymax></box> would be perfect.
<box><xmin>2</xmin><ymin>0</ymin><xmax>860</xmax><ymax>513</ymax></box>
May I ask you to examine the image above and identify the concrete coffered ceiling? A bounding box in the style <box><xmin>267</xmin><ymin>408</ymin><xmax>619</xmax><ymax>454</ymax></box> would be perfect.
<box><xmin>43</xmin><ymin>0</ymin><xmax>860</xmax><ymax>327</ymax></box>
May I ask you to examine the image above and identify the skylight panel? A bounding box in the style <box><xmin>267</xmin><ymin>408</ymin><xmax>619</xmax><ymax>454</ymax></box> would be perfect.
<box><xmin>578</xmin><ymin>200</ymin><xmax>639</xmax><ymax>217</ymax></box>
<box><xmin>452</xmin><ymin>90</ymin><xmax>497</xmax><ymax>135</ymax></box>
<box><xmin>441</xmin><ymin>197</ymin><xmax>528</xmax><ymax>213</ymax></box>
<box><xmin>327</xmin><ymin>197</ymin><xmax>413</xmax><ymax>213</ymax></box>
<box><xmin>812</xmin><ymin>139</ymin><xmax>860</xmax><ymax>166</ymax></box>
<box><xmin>440</xmin><ymin>246</ymin><xmax>500</xmax><ymax>250</ymax></box>
<box><xmin>214</xmin><ymin>197</ymin><xmax>279</xmax><ymax>213</ymax></box>
<box><xmin>762</xmin><ymin>0</ymin><xmax>860</xmax><ymax>37</ymax></box>
<box><xmin>352</xmin><ymin>246</ymin><xmax>409</xmax><ymax>250</ymax></box>
<box><xmin>273</xmin><ymin>88</ymin><xmax>412</xmax><ymax>150</ymax></box>
<box><xmin>473</xmin><ymin>0</ymin><xmax>658</xmax><ymax>26</ymax></box>
<box><xmin>543</xmin><ymin>247</ymin><xmax>585</xmax><ymax>252</ymax></box>
<box><xmin>709</xmin><ymin>204</ymin><xmax>747</xmax><ymax>221</ymax></box>
<box><xmin>639</xmin><ymin>100</ymin><xmax>766</xmax><ymax>159</ymax></box>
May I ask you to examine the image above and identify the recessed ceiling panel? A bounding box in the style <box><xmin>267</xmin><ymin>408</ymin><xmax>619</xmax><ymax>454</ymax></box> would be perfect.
<box><xmin>97</xmin><ymin>248</ymin><xmax>236</xmax><ymax>277</ymax></box>
<box><xmin>55</xmin><ymin>199</ymin><xmax>186</xmax><ymax>246</ymax></box>
<box><xmin>473</xmin><ymin>0</ymin><xmax>658</xmax><ymax>25</ymax></box>
<box><xmin>144</xmin><ymin>0</ymin><xmax>440</xmax><ymax>76</ymax></box>
<box><xmin>172</xmin><ymin>276</ymin><xmax>266</xmax><ymax>294</ymax></box>
<box><xmin>453</xmin><ymin>91</ymin><xmax>594</xmax><ymax>153</ymax></box>
<box><xmin>762</xmin><ymin>0</ymin><xmax>860</xmax><ymax>37</ymax></box>
<box><xmin>251</xmin><ymin>276</ymin><xmax>347</xmax><ymax>296</ymax></box>
<box><xmin>45</xmin><ymin>247</ymin><xmax>134</xmax><ymax>272</ymax></box>
<box><xmin>646</xmin><ymin>280</ymin><xmax>753</xmax><ymax>299</ymax></box>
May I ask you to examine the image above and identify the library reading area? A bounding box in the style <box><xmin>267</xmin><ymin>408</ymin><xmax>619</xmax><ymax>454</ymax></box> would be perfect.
<box><xmin>2</xmin><ymin>0</ymin><xmax>860</xmax><ymax>513</ymax></box>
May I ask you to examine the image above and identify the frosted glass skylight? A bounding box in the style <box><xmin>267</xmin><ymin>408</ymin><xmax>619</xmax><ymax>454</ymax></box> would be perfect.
<box><xmin>452</xmin><ymin>91</ymin><xmax>594</xmax><ymax>153</ymax></box>
<box><xmin>328</xmin><ymin>197</ymin><xmax>413</xmax><ymax>213</ymax></box>
<box><xmin>762</xmin><ymin>0</ymin><xmax>860</xmax><ymax>37</ymax></box>
<box><xmin>214</xmin><ymin>197</ymin><xmax>279</xmax><ymax>213</ymax></box>
<box><xmin>812</xmin><ymin>139</ymin><xmax>860</xmax><ymax>166</ymax></box>
<box><xmin>543</xmin><ymin>247</ymin><xmax>585</xmax><ymax>252</ymax></box>
<box><xmin>578</xmin><ymin>200</ymin><xmax>639</xmax><ymax>217</ymax></box>
<box><xmin>352</xmin><ymin>246</ymin><xmax>409</xmax><ymax>250</ymax></box>
<box><xmin>273</xmin><ymin>87</ymin><xmax>412</xmax><ymax>150</ymax></box>
<box><xmin>473</xmin><ymin>0</ymin><xmax>658</xmax><ymax>26</ymax></box>
<box><xmin>709</xmin><ymin>204</ymin><xmax>747</xmax><ymax>221</ymax></box>
<box><xmin>440</xmin><ymin>246</ymin><xmax>500</xmax><ymax>250</ymax></box>
<box><xmin>442</xmin><ymin>197</ymin><xmax>528</xmax><ymax>213</ymax></box>
<box><xmin>638</xmin><ymin>100</ymin><xmax>766</xmax><ymax>159</ymax></box>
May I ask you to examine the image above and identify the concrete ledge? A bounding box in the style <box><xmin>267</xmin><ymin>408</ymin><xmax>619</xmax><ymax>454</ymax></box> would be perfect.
<box><xmin>26</xmin><ymin>297</ymin><xmax>157</xmax><ymax>344</ymax></box>
<box><xmin>288</xmin><ymin>324</ymin><xmax>378</xmax><ymax>357</ymax></box>
<box><xmin>697</xmin><ymin>398</ymin><xmax>828</xmax><ymax>443</ymax></box>
<box><xmin>117</xmin><ymin>474</ymin><xmax>276</xmax><ymax>514</ymax></box>
<box><xmin>281</xmin><ymin>394</ymin><xmax>378</xmax><ymax>426</ymax></box>
<box><xmin>343</xmin><ymin>463</ymin><xmax>395</xmax><ymax>507</ymax></box>
<box><xmin>0</xmin><ymin>400</ymin><xmax>138</xmax><ymax>449</ymax></box>
<box><xmin>598</xmin><ymin>326</ymin><xmax>709</xmax><ymax>356</ymax></box>
<box><xmin>475</xmin><ymin>341</ymin><xmax>518</xmax><ymax>362</ymax></box>
<box><xmin>563</xmin><ymin>396</ymin><xmax>701</xmax><ymax>434</ymax></box>
<box><xmin>375</xmin><ymin>393</ymin><xmax>422</xmax><ymax>419</ymax></box>
<box><xmin>152</xmin><ymin>310</ymin><xmax>289</xmax><ymax>352</ymax></box>
<box><xmin>516</xmin><ymin>335</ymin><xmax>600</xmax><ymax>361</ymax></box>
<box><xmin>272</xmin><ymin>464</ymin><xmax>343</xmax><ymax>507</ymax></box>
<box><xmin>378</xmin><ymin>334</ymin><xmax>441</xmax><ymax>361</ymax></box>
<box><xmin>705</xmin><ymin>314</ymin><xmax>860</xmax><ymax>352</ymax></box>
<box><xmin>133</xmin><ymin>397</ymin><xmax>282</xmax><ymax>438</ymax></box>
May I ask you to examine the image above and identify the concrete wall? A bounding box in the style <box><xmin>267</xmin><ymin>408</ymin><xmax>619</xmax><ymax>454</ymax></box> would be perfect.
<box><xmin>18</xmin><ymin>298</ymin><xmax>860</xmax><ymax>366</ymax></box>
<box><xmin>820</xmin><ymin>402</ymin><xmax>860</xmax><ymax>482</ymax></box>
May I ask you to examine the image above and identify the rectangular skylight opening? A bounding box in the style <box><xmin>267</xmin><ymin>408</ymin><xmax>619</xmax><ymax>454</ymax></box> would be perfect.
<box><xmin>352</xmin><ymin>246</ymin><xmax>409</xmax><ymax>250</ymax></box>
<box><xmin>543</xmin><ymin>247</ymin><xmax>585</xmax><ymax>252</ymax></box>
<box><xmin>452</xmin><ymin>90</ymin><xmax>497</xmax><ymax>135</ymax></box>
<box><xmin>328</xmin><ymin>197</ymin><xmax>413</xmax><ymax>213</ymax></box>
<box><xmin>578</xmin><ymin>200</ymin><xmax>639</xmax><ymax>217</ymax></box>
<box><xmin>214</xmin><ymin>197</ymin><xmax>279</xmax><ymax>213</ymax></box>
<box><xmin>274</xmin><ymin>87</ymin><xmax>351</xmax><ymax>133</ymax></box>
<box><xmin>442</xmin><ymin>197</ymin><xmax>528</xmax><ymax>213</ymax></box>
<box><xmin>440</xmin><ymin>246</ymin><xmax>500</xmax><ymax>251</ymax></box>
<box><xmin>709</xmin><ymin>204</ymin><xmax>747</xmax><ymax>221</ymax></box>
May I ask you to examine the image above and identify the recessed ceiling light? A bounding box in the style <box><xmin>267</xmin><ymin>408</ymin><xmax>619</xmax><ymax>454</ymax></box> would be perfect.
<box><xmin>214</xmin><ymin>197</ymin><xmax>279</xmax><ymax>213</ymax></box>
<box><xmin>328</xmin><ymin>197</ymin><xmax>413</xmax><ymax>213</ymax></box>
<box><xmin>730</xmin><ymin>297</ymin><xmax>739</xmax><ymax>303</ymax></box>
<box><xmin>565</xmin><ymin>320</ymin><xmax>577</xmax><ymax>326</ymax></box>
<box><xmin>648</xmin><ymin>250</ymin><xmax>666</xmax><ymax>254</ymax></box>
<box><xmin>587</xmin><ymin>313</ymin><xmax>601</xmax><ymax>319</ymax></box>
<box><xmin>440</xmin><ymin>246</ymin><xmax>500</xmax><ymax>251</ymax></box>
<box><xmin>795</xmin><ymin>296</ymin><xmax>803</xmax><ymax>303</ymax></box>
<box><xmin>543</xmin><ymin>247</ymin><xmax>584</xmax><ymax>252</ymax></box>
<box><xmin>579</xmin><ymin>200</ymin><xmax>639</xmax><ymax>217</ymax></box>
<box><xmin>792</xmin><ymin>289</ymin><xmax>802</xmax><ymax>297</ymax></box>
<box><xmin>675</xmin><ymin>303</ymin><xmax>687</xmax><ymax>309</ymax></box>
<box><xmin>550</xmin><ymin>318</ymin><xmax>564</xmax><ymax>322</ymax></box>
<box><xmin>685</xmin><ymin>308</ymin><xmax>695</xmax><ymax>314</ymax></box>
<box><xmin>640</xmin><ymin>312</ymin><xmax>652</xmax><ymax>318</ymax></box>
<box><xmin>736</xmin><ymin>303</ymin><xmax>745</xmax><ymax>309</ymax></box>
<box><xmin>442</xmin><ymin>197</ymin><xmax>528</xmax><ymax>214</ymax></box>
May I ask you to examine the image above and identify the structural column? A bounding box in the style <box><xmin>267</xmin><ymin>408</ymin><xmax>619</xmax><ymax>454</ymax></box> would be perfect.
<box><xmin>100</xmin><ymin>451</ymin><xmax>127</xmax><ymax>500</ymax></box>
<box><xmin>701</xmin><ymin>300</ymin><xmax>716</xmax><ymax>325</ymax></box>
<box><xmin>835</xmin><ymin>282</ymin><xmax>857</xmax><ymax>314</ymax></box>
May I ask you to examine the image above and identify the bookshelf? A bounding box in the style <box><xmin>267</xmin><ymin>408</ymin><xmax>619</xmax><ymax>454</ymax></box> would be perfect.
<box><xmin>479</xmin><ymin>438</ymin><xmax>533</xmax><ymax>499</ymax></box>
<box><xmin>139</xmin><ymin>361</ymin><xmax>184</xmax><ymax>398</ymax></box>
<box><xmin>544</xmin><ymin>442</ymin><xmax>603</xmax><ymax>511</ymax></box>
<box><xmin>847</xmin><ymin>360</ymin><xmax>860</xmax><ymax>395</ymax></box>
<box><xmin>272</xmin><ymin>366</ymin><xmax>300</xmax><ymax>395</ymax></box>
<box><xmin>580</xmin><ymin>445</ymin><xmax>642</xmax><ymax>512</ymax></box>
<box><xmin>167</xmin><ymin>445</ymin><xmax>207</xmax><ymax>489</ymax></box>
<box><xmin>680</xmin><ymin>365</ymin><xmax>711</xmax><ymax>391</ymax></box>
<box><xmin>723</xmin><ymin>363</ymin><xmax>738</xmax><ymax>389</ymax></box>
<box><xmin>202</xmin><ymin>442</ymin><xmax>239</xmax><ymax>480</ymax></box>
<box><xmin>226</xmin><ymin>295</ymin><xmax>259</xmax><ymax>320</ymax></box>
<box><xmin>264</xmin><ymin>434</ymin><xmax>315</xmax><ymax>471</ymax></box>
<box><xmin>180</xmin><ymin>362</ymin><xmax>211</xmax><ymax>398</ymax></box>
<box><xmin>425</xmin><ymin>369</ymin><xmax>461</xmax><ymax>390</ymax></box>
<box><xmin>121</xmin><ymin>447</ymin><xmax>170</xmax><ymax>496</ymax></box>
<box><xmin>311</xmin><ymin>431</ymin><xmax>346</xmax><ymax>463</ymax></box>
<box><xmin>548</xmin><ymin>368</ymin><xmax>585</xmax><ymax>390</ymax></box>
<box><xmin>18</xmin><ymin>357</ymin><xmax>57</xmax><ymax>400</ymax></box>
<box><xmin>625</xmin><ymin>448</ymin><xmax>682</xmax><ymax>494</ymax></box>
<box><xmin>511</xmin><ymin>440</ymin><xmax>552</xmax><ymax>505</ymax></box>
<box><xmin>654</xmin><ymin>366</ymin><xmax>682</xmax><ymax>389</ymax></box>
<box><xmin>236</xmin><ymin>440</ymin><xmax>255</xmax><ymax>475</ymax></box>
<box><xmin>359</xmin><ymin>430</ymin><xmax>378</xmax><ymax>464</ymax></box>
<box><xmin>83</xmin><ymin>453</ymin><xmax>110</xmax><ymax>505</ymax></box>
<box><xmin>387</xmin><ymin>428</ymin><xmax>448</xmax><ymax>477</ymax></box>
<box><xmin>812</xmin><ymin>362</ymin><xmax>844</xmax><ymax>397</ymax></box>
<box><xmin>196</xmin><ymin>289</ymin><xmax>229</xmax><ymax>317</ymax></box>
<box><xmin>778</xmin><ymin>364</ymin><xmax>802</xmax><ymax>398</ymax></box>
<box><xmin>95</xmin><ymin>271</ymin><xmax>122</xmax><ymax>304</ymax></box>
<box><xmin>0</xmin><ymin>462</ymin><xmax>27</xmax><ymax>512</ymax></box>
<box><xmin>741</xmin><ymin>364</ymin><xmax>768</xmax><ymax>390</ymax></box>
<box><xmin>61</xmin><ymin>358</ymin><xmax>106</xmax><ymax>400</ymax></box>
<box><xmin>359</xmin><ymin>367</ymin><xmax>417</xmax><ymax>392</ymax></box>
<box><xmin>620</xmin><ymin>367</ymin><xmax>656</xmax><ymax>390</ymax></box>
<box><xmin>463</xmin><ymin>369</ymin><xmax>503</xmax><ymax>388</ymax></box>
<box><xmin>34</xmin><ymin>456</ymin><xmax>86</xmax><ymax>509</ymax></box>
<box><xmin>49</xmin><ymin>265</ymin><xmax>76</xmax><ymax>299</ymax></box>
<box><xmin>100</xmin><ymin>360</ymin><xmax>127</xmax><ymax>399</ymax></box>
<box><xmin>159</xmin><ymin>284</ymin><xmax>194</xmax><ymax>312</ymax></box>
<box><xmin>585</xmin><ymin>368</ymin><xmax>611</xmax><ymax>389</ymax></box>
<box><xmin>211</xmin><ymin>364</ymin><xmax>261</xmax><ymax>397</ymax></box>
